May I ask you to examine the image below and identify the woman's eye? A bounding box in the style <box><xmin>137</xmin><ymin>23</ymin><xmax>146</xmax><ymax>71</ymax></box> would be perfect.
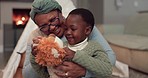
<box><xmin>50</xmin><ymin>18</ymin><xmax>56</xmax><ymax>22</ymax></box>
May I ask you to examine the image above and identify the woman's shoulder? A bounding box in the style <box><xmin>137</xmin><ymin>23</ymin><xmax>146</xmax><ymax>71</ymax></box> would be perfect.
<box><xmin>30</xmin><ymin>28</ymin><xmax>47</xmax><ymax>37</ymax></box>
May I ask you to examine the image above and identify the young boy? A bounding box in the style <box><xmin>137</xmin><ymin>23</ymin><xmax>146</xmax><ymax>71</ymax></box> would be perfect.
<box><xmin>57</xmin><ymin>8</ymin><xmax>112</xmax><ymax>78</ymax></box>
<box><xmin>30</xmin><ymin>8</ymin><xmax>112</xmax><ymax>78</ymax></box>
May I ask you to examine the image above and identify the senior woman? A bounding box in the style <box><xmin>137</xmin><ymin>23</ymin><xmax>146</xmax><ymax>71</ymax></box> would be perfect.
<box><xmin>23</xmin><ymin>0</ymin><xmax>116</xmax><ymax>78</ymax></box>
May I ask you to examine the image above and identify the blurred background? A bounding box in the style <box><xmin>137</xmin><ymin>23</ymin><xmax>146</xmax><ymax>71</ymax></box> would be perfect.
<box><xmin>0</xmin><ymin>0</ymin><xmax>148</xmax><ymax>78</ymax></box>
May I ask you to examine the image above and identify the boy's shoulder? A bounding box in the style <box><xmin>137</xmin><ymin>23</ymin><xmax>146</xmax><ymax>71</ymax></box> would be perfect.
<box><xmin>88</xmin><ymin>40</ymin><xmax>100</xmax><ymax>45</ymax></box>
<box><xmin>63</xmin><ymin>40</ymin><xmax>102</xmax><ymax>47</ymax></box>
<box><xmin>87</xmin><ymin>40</ymin><xmax>103</xmax><ymax>49</ymax></box>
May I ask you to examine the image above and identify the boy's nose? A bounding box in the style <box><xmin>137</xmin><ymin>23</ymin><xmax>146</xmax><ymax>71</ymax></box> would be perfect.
<box><xmin>65</xmin><ymin>29</ymin><xmax>72</xmax><ymax>35</ymax></box>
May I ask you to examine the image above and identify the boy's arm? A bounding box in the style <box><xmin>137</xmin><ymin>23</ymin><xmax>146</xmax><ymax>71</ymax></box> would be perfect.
<box><xmin>72</xmin><ymin>41</ymin><xmax>112</xmax><ymax>77</ymax></box>
<box><xmin>30</xmin><ymin>53</ymin><xmax>50</xmax><ymax>78</ymax></box>
<box><xmin>89</xmin><ymin>26</ymin><xmax>116</xmax><ymax>65</ymax></box>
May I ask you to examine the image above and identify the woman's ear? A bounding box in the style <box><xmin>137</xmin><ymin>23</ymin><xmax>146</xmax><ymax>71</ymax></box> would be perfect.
<box><xmin>59</xmin><ymin>13</ymin><xmax>65</xmax><ymax>24</ymax></box>
<box><xmin>85</xmin><ymin>26</ymin><xmax>92</xmax><ymax>36</ymax></box>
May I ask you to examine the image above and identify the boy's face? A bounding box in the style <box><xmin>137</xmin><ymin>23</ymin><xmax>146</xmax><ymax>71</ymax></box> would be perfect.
<box><xmin>64</xmin><ymin>14</ymin><xmax>91</xmax><ymax>45</ymax></box>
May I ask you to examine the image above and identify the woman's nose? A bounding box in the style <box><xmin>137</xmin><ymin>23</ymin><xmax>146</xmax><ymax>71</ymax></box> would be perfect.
<box><xmin>49</xmin><ymin>25</ymin><xmax>56</xmax><ymax>31</ymax></box>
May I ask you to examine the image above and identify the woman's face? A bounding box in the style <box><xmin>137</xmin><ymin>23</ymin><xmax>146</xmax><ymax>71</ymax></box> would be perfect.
<box><xmin>64</xmin><ymin>14</ymin><xmax>91</xmax><ymax>45</ymax></box>
<box><xmin>34</xmin><ymin>10</ymin><xmax>65</xmax><ymax>38</ymax></box>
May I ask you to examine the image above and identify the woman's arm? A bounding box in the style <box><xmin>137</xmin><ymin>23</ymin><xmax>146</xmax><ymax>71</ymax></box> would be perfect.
<box><xmin>13</xmin><ymin>52</ymin><xmax>26</xmax><ymax>78</ymax></box>
<box><xmin>29</xmin><ymin>34</ymin><xmax>49</xmax><ymax>78</ymax></box>
<box><xmin>30</xmin><ymin>53</ymin><xmax>49</xmax><ymax>78</ymax></box>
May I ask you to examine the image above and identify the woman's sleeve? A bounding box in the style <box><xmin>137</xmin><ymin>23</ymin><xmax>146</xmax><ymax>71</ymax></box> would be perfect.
<box><xmin>30</xmin><ymin>54</ymin><xmax>50</xmax><ymax>78</ymax></box>
<box><xmin>28</xmin><ymin>30</ymin><xmax>49</xmax><ymax>78</ymax></box>
<box><xmin>89</xmin><ymin>26</ymin><xmax>116</xmax><ymax>65</ymax></box>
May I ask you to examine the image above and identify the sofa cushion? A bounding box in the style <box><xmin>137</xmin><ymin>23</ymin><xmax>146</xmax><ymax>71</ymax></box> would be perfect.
<box><xmin>104</xmin><ymin>34</ymin><xmax>148</xmax><ymax>50</ymax></box>
<box><xmin>124</xmin><ymin>13</ymin><xmax>148</xmax><ymax>36</ymax></box>
<box><xmin>110</xmin><ymin>44</ymin><xmax>148</xmax><ymax>74</ymax></box>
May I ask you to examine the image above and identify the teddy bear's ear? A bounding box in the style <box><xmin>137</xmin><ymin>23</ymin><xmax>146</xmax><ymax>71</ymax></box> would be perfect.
<box><xmin>54</xmin><ymin>36</ymin><xmax>64</xmax><ymax>48</ymax></box>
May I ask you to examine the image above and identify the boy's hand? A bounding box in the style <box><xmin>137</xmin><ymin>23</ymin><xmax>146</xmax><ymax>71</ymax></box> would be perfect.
<box><xmin>64</xmin><ymin>47</ymin><xmax>75</xmax><ymax>61</ymax></box>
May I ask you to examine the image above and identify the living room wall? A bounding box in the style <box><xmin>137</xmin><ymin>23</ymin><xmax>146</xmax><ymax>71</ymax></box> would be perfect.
<box><xmin>104</xmin><ymin>0</ymin><xmax>148</xmax><ymax>24</ymax></box>
<box><xmin>0</xmin><ymin>2</ymin><xmax>32</xmax><ymax>53</ymax></box>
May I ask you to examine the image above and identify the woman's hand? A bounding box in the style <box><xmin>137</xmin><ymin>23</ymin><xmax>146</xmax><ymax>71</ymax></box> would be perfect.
<box><xmin>31</xmin><ymin>36</ymin><xmax>42</xmax><ymax>56</ymax></box>
<box><xmin>55</xmin><ymin>61</ymin><xmax>86</xmax><ymax>78</ymax></box>
<box><xmin>54</xmin><ymin>47</ymin><xmax>86</xmax><ymax>78</ymax></box>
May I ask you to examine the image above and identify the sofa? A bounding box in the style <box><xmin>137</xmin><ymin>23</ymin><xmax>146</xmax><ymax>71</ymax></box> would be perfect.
<box><xmin>99</xmin><ymin>13</ymin><xmax>148</xmax><ymax>74</ymax></box>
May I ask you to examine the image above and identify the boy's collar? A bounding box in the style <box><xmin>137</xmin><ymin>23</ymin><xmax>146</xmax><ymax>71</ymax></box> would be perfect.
<box><xmin>68</xmin><ymin>38</ymin><xmax>88</xmax><ymax>51</ymax></box>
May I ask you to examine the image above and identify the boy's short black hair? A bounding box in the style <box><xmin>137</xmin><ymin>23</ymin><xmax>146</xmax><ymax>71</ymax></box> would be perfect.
<box><xmin>68</xmin><ymin>8</ymin><xmax>95</xmax><ymax>30</ymax></box>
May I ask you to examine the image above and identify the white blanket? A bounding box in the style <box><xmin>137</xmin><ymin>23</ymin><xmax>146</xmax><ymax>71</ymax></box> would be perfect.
<box><xmin>112</xmin><ymin>61</ymin><xmax>129</xmax><ymax>78</ymax></box>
